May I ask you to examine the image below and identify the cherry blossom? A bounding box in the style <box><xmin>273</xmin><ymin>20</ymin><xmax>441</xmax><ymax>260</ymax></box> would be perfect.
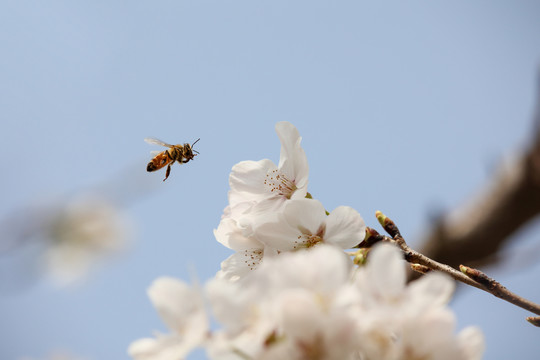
<box><xmin>42</xmin><ymin>195</ymin><xmax>129</xmax><ymax>286</ymax></box>
<box><xmin>228</xmin><ymin>121</ymin><xmax>309</xmax><ymax>216</ymax></box>
<box><xmin>255</xmin><ymin>198</ymin><xmax>366</xmax><ymax>251</ymax></box>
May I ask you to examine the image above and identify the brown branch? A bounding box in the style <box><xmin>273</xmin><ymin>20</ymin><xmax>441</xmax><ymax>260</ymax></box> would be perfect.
<box><xmin>459</xmin><ymin>265</ymin><xmax>540</xmax><ymax>317</ymax></box>
<box><xmin>369</xmin><ymin>213</ymin><xmax>540</xmax><ymax>326</ymax></box>
<box><xmin>415</xmin><ymin>76</ymin><xmax>540</xmax><ymax>270</ymax></box>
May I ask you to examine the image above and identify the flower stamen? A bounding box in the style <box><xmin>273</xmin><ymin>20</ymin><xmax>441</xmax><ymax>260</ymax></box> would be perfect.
<box><xmin>243</xmin><ymin>249</ymin><xmax>264</xmax><ymax>270</ymax></box>
<box><xmin>264</xmin><ymin>169</ymin><xmax>297</xmax><ymax>199</ymax></box>
<box><xmin>293</xmin><ymin>227</ymin><xmax>325</xmax><ymax>249</ymax></box>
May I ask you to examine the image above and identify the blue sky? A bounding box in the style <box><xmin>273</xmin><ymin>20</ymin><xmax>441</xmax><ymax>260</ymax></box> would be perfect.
<box><xmin>1</xmin><ymin>1</ymin><xmax>540</xmax><ymax>359</ymax></box>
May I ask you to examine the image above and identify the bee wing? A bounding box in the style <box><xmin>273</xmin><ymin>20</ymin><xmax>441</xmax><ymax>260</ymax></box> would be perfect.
<box><xmin>150</xmin><ymin>150</ymin><xmax>162</xmax><ymax>156</ymax></box>
<box><xmin>144</xmin><ymin>137</ymin><xmax>172</xmax><ymax>147</ymax></box>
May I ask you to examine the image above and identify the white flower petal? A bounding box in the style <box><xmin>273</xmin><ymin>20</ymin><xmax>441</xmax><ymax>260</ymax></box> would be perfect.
<box><xmin>364</xmin><ymin>243</ymin><xmax>406</xmax><ymax>300</ymax></box>
<box><xmin>255</xmin><ymin>217</ymin><xmax>301</xmax><ymax>251</ymax></box>
<box><xmin>214</xmin><ymin>217</ymin><xmax>263</xmax><ymax>251</ymax></box>
<box><xmin>282</xmin><ymin>199</ymin><xmax>326</xmax><ymax>235</ymax></box>
<box><xmin>229</xmin><ymin>159</ymin><xmax>277</xmax><ymax>205</ymax></box>
<box><xmin>217</xmin><ymin>249</ymin><xmax>265</xmax><ymax>281</ymax></box>
<box><xmin>258</xmin><ymin>245</ymin><xmax>351</xmax><ymax>296</ymax></box>
<box><xmin>277</xmin><ymin>289</ymin><xmax>322</xmax><ymax>340</ymax></box>
<box><xmin>236</xmin><ymin>198</ymin><xmax>282</xmax><ymax>233</ymax></box>
<box><xmin>128</xmin><ymin>337</ymin><xmax>161</xmax><ymax>360</ymax></box>
<box><xmin>457</xmin><ymin>326</ymin><xmax>485</xmax><ymax>360</ymax></box>
<box><xmin>128</xmin><ymin>334</ymin><xmax>189</xmax><ymax>360</ymax></box>
<box><xmin>400</xmin><ymin>308</ymin><xmax>457</xmax><ymax>359</ymax></box>
<box><xmin>206</xmin><ymin>277</ymin><xmax>260</xmax><ymax>332</ymax></box>
<box><xmin>324</xmin><ymin>206</ymin><xmax>366</xmax><ymax>249</ymax></box>
<box><xmin>407</xmin><ymin>271</ymin><xmax>455</xmax><ymax>311</ymax></box>
<box><xmin>276</xmin><ymin>121</ymin><xmax>309</xmax><ymax>193</ymax></box>
<box><xmin>148</xmin><ymin>277</ymin><xmax>207</xmax><ymax>338</ymax></box>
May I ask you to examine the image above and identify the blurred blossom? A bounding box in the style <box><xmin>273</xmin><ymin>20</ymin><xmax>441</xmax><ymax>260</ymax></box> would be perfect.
<box><xmin>128</xmin><ymin>277</ymin><xmax>208</xmax><ymax>360</ymax></box>
<box><xmin>41</xmin><ymin>195</ymin><xmax>130</xmax><ymax>286</ymax></box>
<box><xmin>130</xmin><ymin>244</ymin><xmax>484</xmax><ymax>360</ymax></box>
<box><xmin>1</xmin><ymin>194</ymin><xmax>131</xmax><ymax>287</ymax></box>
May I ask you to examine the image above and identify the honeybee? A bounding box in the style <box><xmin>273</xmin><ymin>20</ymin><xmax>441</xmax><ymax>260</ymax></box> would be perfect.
<box><xmin>145</xmin><ymin>137</ymin><xmax>200</xmax><ymax>181</ymax></box>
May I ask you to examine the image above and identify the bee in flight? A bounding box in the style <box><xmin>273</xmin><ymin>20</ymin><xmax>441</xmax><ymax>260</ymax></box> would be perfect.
<box><xmin>145</xmin><ymin>137</ymin><xmax>200</xmax><ymax>181</ymax></box>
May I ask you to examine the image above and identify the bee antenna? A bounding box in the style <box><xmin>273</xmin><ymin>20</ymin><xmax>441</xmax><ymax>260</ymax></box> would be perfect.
<box><xmin>192</xmin><ymin>138</ymin><xmax>200</xmax><ymax>146</ymax></box>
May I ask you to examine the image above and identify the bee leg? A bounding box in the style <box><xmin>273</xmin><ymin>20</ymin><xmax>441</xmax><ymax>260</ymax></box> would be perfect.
<box><xmin>163</xmin><ymin>164</ymin><xmax>171</xmax><ymax>181</ymax></box>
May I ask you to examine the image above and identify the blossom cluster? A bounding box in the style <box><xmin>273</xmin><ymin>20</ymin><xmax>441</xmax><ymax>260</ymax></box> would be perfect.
<box><xmin>215</xmin><ymin>121</ymin><xmax>366</xmax><ymax>281</ymax></box>
<box><xmin>129</xmin><ymin>122</ymin><xmax>484</xmax><ymax>360</ymax></box>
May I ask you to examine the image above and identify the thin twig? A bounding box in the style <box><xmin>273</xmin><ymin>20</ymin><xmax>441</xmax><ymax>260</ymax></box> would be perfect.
<box><xmin>369</xmin><ymin>212</ymin><xmax>540</xmax><ymax>326</ymax></box>
<box><xmin>459</xmin><ymin>265</ymin><xmax>540</xmax><ymax>316</ymax></box>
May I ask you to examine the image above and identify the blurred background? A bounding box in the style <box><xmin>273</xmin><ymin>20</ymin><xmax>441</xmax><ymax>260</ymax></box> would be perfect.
<box><xmin>1</xmin><ymin>1</ymin><xmax>540</xmax><ymax>359</ymax></box>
